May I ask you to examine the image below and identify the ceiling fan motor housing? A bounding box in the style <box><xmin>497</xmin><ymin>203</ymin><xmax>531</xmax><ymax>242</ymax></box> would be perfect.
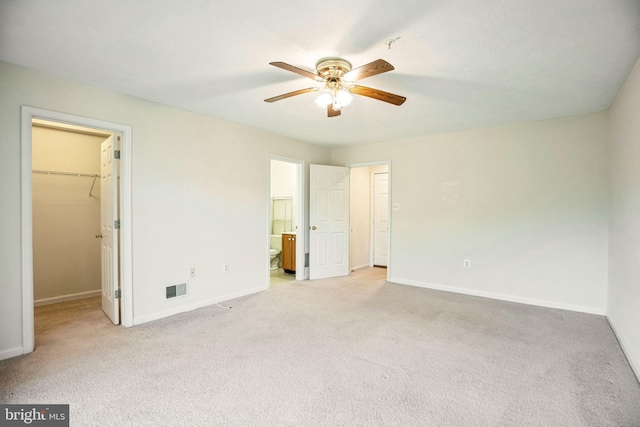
<box><xmin>315</xmin><ymin>58</ymin><xmax>352</xmax><ymax>80</ymax></box>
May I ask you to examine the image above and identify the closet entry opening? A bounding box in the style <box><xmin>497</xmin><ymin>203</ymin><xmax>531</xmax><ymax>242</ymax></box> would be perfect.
<box><xmin>31</xmin><ymin>118</ymin><xmax>121</xmax><ymax>337</ymax></box>
<box><xmin>348</xmin><ymin>162</ymin><xmax>391</xmax><ymax>276</ymax></box>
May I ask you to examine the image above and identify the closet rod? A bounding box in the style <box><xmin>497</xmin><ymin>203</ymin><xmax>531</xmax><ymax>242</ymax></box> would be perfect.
<box><xmin>32</xmin><ymin>169</ymin><xmax>99</xmax><ymax>178</ymax></box>
<box><xmin>32</xmin><ymin>169</ymin><xmax>100</xmax><ymax>197</ymax></box>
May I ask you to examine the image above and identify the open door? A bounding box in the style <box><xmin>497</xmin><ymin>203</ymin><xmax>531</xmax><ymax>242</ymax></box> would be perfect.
<box><xmin>100</xmin><ymin>135</ymin><xmax>119</xmax><ymax>324</ymax></box>
<box><xmin>309</xmin><ymin>164</ymin><xmax>350</xmax><ymax>279</ymax></box>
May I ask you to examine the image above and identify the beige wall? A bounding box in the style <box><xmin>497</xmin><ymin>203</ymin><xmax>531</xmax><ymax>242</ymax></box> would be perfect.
<box><xmin>0</xmin><ymin>61</ymin><xmax>330</xmax><ymax>358</ymax></box>
<box><xmin>32</xmin><ymin>126</ymin><xmax>105</xmax><ymax>302</ymax></box>
<box><xmin>3</xmin><ymin>57</ymin><xmax>637</xmax><ymax>371</ymax></box>
<box><xmin>333</xmin><ymin>112</ymin><xmax>610</xmax><ymax>314</ymax></box>
<box><xmin>608</xmin><ymin>57</ymin><xmax>640</xmax><ymax>378</ymax></box>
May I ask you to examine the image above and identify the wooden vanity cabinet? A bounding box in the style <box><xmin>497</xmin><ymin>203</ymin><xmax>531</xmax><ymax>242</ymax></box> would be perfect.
<box><xmin>281</xmin><ymin>233</ymin><xmax>296</xmax><ymax>274</ymax></box>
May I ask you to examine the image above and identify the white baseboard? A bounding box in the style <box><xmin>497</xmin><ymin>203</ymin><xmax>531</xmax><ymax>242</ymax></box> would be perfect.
<box><xmin>133</xmin><ymin>284</ymin><xmax>269</xmax><ymax>326</ymax></box>
<box><xmin>34</xmin><ymin>290</ymin><xmax>101</xmax><ymax>307</ymax></box>
<box><xmin>389</xmin><ymin>277</ymin><xmax>606</xmax><ymax>316</ymax></box>
<box><xmin>606</xmin><ymin>315</ymin><xmax>640</xmax><ymax>382</ymax></box>
<box><xmin>0</xmin><ymin>346</ymin><xmax>24</xmax><ymax>361</ymax></box>
<box><xmin>351</xmin><ymin>264</ymin><xmax>370</xmax><ymax>272</ymax></box>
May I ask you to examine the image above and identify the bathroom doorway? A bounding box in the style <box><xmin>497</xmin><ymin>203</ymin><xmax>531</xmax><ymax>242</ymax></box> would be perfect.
<box><xmin>269</xmin><ymin>156</ymin><xmax>304</xmax><ymax>285</ymax></box>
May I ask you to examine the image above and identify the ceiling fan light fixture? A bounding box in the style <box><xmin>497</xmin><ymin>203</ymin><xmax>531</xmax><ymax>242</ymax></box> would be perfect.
<box><xmin>335</xmin><ymin>89</ymin><xmax>353</xmax><ymax>107</ymax></box>
<box><xmin>266</xmin><ymin>57</ymin><xmax>406</xmax><ymax>117</ymax></box>
<box><xmin>315</xmin><ymin>91</ymin><xmax>334</xmax><ymax>108</ymax></box>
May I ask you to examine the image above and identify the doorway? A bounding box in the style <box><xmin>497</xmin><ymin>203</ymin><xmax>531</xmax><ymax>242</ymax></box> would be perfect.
<box><xmin>20</xmin><ymin>106</ymin><xmax>133</xmax><ymax>356</ymax></box>
<box><xmin>348</xmin><ymin>162</ymin><xmax>391</xmax><ymax>278</ymax></box>
<box><xmin>31</xmin><ymin>120</ymin><xmax>112</xmax><ymax>314</ymax></box>
<box><xmin>269</xmin><ymin>155</ymin><xmax>304</xmax><ymax>285</ymax></box>
<box><xmin>306</xmin><ymin>161</ymin><xmax>391</xmax><ymax>281</ymax></box>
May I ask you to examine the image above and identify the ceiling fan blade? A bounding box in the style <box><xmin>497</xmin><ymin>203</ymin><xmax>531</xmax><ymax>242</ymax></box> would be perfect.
<box><xmin>327</xmin><ymin>104</ymin><xmax>341</xmax><ymax>117</ymax></box>
<box><xmin>264</xmin><ymin>87</ymin><xmax>319</xmax><ymax>103</ymax></box>
<box><xmin>269</xmin><ymin>62</ymin><xmax>322</xmax><ymax>81</ymax></box>
<box><xmin>343</xmin><ymin>59</ymin><xmax>394</xmax><ymax>82</ymax></box>
<box><xmin>349</xmin><ymin>85</ymin><xmax>406</xmax><ymax>106</ymax></box>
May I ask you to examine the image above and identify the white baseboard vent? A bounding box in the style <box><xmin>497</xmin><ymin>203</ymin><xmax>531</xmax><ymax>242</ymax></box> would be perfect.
<box><xmin>166</xmin><ymin>283</ymin><xmax>187</xmax><ymax>299</ymax></box>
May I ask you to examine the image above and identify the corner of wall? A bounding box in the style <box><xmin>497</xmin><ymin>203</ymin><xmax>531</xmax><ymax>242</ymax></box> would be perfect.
<box><xmin>605</xmin><ymin>314</ymin><xmax>640</xmax><ymax>382</ymax></box>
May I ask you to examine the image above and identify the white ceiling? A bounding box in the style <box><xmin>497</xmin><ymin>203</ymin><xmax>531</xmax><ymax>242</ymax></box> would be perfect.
<box><xmin>1</xmin><ymin>0</ymin><xmax>639</xmax><ymax>148</ymax></box>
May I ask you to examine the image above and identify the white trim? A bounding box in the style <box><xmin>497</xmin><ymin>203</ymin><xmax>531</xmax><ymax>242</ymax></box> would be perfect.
<box><xmin>390</xmin><ymin>277</ymin><xmax>606</xmax><ymax>315</ymax></box>
<box><xmin>0</xmin><ymin>347</ymin><xmax>24</xmax><ymax>362</ymax></box>
<box><xmin>34</xmin><ymin>290</ymin><xmax>101</xmax><ymax>307</ymax></box>
<box><xmin>20</xmin><ymin>111</ymin><xmax>35</xmax><ymax>355</ymax></box>
<box><xmin>606</xmin><ymin>315</ymin><xmax>640</xmax><ymax>382</ymax></box>
<box><xmin>21</xmin><ymin>106</ymin><xmax>134</xmax><ymax>357</ymax></box>
<box><xmin>133</xmin><ymin>284</ymin><xmax>268</xmax><ymax>325</ymax></box>
<box><xmin>269</xmin><ymin>154</ymin><xmax>306</xmax><ymax>282</ymax></box>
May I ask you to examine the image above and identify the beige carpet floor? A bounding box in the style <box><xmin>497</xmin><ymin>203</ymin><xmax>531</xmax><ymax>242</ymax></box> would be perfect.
<box><xmin>1</xmin><ymin>268</ymin><xmax>639</xmax><ymax>426</ymax></box>
<box><xmin>270</xmin><ymin>267</ymin><xmax>296</xmax><ymax>286</ymax></box>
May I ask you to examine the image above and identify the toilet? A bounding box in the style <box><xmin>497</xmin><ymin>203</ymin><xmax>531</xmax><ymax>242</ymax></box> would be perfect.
<box><xmin>269</xmin><ymin>248</ymin><xmax>280</xmax><ymax>270</ymax></box>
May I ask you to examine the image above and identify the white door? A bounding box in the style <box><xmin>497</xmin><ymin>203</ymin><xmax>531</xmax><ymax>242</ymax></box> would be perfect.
<box><xmin>310</xmin><ymin>165</ymin><xmax>350</xmax><ymax>279</ymax></box>
<box><xmin>100</xmin><ymin>135</ymin><xmax>119</xmax><ymax>324</ymax></box>
<box><xmin>373</xmin><ymin>172</ymin><xmax>389</xmax><ymax>266</ymax></box>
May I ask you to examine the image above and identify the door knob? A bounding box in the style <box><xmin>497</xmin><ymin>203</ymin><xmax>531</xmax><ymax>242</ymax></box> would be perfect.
<box><xmin>311</xmin><ymin>226</ymin><xmax>317</xmax><ymax>230</ymax></box>
<box><xmin>96</xmin><ymin>233</ymin><xmax>103</xmax><ymax>238</ymax></box>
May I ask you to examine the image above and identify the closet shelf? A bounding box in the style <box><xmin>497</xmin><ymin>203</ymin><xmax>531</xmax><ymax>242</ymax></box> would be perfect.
<box><xmin>32</xmin><ymin>169</ymin><xmax>99</xmax><ymax>178</ymax></box>
<box><xmin>32</xmin><ymin>169</ymin><xmax>100</xmax><ymax>197</ymax></box>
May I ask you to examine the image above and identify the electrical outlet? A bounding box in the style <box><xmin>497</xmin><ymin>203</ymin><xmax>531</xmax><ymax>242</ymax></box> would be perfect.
<box><xmin>190</xmin><ymin>267</ymin><xmax>196</xmax><ymax>278</ymax></box>
<box><xmin>463</xmin><ymin>259</ymin><xmax>471</xmax><ymax>268</ymax></box>
<box><xmin>223</xmin><ymin>264</ymin><xmax>229</xmax><ymax>273</ymax></box>
<box><xmin>392</xmin><ymin>203</ymin><xmax>400</xmax><ymax>211</ymax></box>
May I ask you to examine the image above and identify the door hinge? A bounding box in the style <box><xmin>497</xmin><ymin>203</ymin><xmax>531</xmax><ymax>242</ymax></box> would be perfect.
<box><xmin>114</xmin><ymin>219</ymin><xmax>120</xmax><ymax>229</ymax></box>
<box><xmin>114</xmin><ymin>150</ymin><xmax>121</xmax><ymax>159</ymax></box>
<box><xmin>115</xmin><ymin>289</ymin><xmax>121</xmax><ymax>299</ymax></box>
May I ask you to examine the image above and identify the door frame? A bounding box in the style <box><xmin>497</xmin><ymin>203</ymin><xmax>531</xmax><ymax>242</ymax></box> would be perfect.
<box><xmin>347</xmin><ymin>161</ymin><xmax>392</xmax><ymax>281</ymax></box>
<box><xmin>268</xmin><ymin>154</ymin><xmax>305</xmax><ymax>282</ymax></box>
<box><xmin>21</xmin><ymin>106</ymin><xmax>133</xmax><ymax>355</ymax></box>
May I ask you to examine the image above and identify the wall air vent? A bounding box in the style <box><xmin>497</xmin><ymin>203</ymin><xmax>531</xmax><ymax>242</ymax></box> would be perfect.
<box><xmin>166</xmin><ymin>283</ymin><xmax>187</xmax><ymax>299</ymax></box>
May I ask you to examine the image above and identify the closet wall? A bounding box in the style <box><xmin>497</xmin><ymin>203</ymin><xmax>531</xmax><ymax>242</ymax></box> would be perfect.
<box><xmin>32</xmin><ymin>125</ymin><xmax>106</xmax><ymax>304</ymax></box>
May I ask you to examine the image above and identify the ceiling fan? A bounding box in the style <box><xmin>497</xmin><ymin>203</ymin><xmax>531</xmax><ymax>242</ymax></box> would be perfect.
<box><xmin>264</xmin><ymin>57</ymin><xmax>406</xmax><ymax>117</ymax></box>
